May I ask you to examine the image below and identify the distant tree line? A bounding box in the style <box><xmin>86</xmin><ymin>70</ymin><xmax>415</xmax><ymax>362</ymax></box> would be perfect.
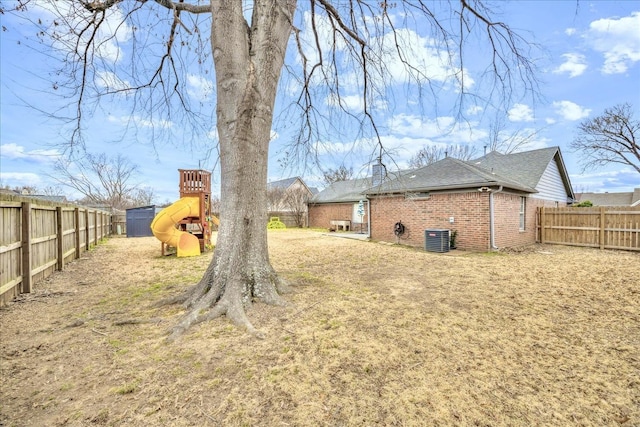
<box><xmin>3</xmin><ymin>152</ymin><xmax>155</xmax><ymax>210</ymax></box>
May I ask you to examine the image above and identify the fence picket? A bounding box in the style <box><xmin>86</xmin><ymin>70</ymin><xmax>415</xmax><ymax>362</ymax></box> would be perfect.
<box><xmin>538</xmin><ymin>206</ymin><xmax>640</xmax><ymax>251</ymax></box>
<box><xmin>0</xmin><ymin>196</ymin><xmax>112</xmax><ymax>306</ymax></box>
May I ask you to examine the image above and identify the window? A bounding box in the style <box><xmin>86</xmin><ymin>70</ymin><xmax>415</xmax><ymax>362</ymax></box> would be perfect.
<box><xmin>519</xmin><ymin>197</ymin><xmax>526</xmax><ymax>230</ymax></box>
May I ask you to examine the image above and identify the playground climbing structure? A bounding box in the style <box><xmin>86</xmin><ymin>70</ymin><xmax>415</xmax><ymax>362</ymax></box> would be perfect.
<box><xmin>151</xmin><ymin>169</ymin><xmax>218</xmax><ymax>257</ymax></box>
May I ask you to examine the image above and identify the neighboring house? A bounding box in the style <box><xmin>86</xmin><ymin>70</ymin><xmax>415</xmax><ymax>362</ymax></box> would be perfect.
<box><xmin>267</xmin><ymin>177</ymin><xmax>316</xmax><ymax>227</ymax></box>
<box><xmin>574</xmin><ymin>188</ymin><xmax>640</xmax><ymax>207</ymax></box>
<box><xmin>308</xmin><ymin>146</ymin><xmax>575</xmax><ymax>251</ymax></box>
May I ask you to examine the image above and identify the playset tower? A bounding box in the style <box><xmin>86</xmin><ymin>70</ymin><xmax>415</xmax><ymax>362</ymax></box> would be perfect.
<box><xmin>176</xmin><ymin>169</ymin><xmax>214</xmax><ymax>252</ymax></box>
<box><xmin>151</xmin><ymin>169</ymin><xmax>218</xmax><ymax>257</ymax></box>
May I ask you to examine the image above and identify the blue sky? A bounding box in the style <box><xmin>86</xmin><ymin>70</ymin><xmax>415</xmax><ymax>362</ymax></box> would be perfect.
<box><xmin>1</xmin><ymin>1</ymin><xmax>639</xmax><ymax>203</ymax></box>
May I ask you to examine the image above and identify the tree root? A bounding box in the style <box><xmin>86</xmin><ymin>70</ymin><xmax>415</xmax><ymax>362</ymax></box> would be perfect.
<box><xmin>163</xmin><ymin>262</ymin><xmax>291</xmax><ymax>342</ymax></box>
<box><xmin>166</xmin><ymin>294</ymin><xmax>267</xmax><ymax>342</ymax></box>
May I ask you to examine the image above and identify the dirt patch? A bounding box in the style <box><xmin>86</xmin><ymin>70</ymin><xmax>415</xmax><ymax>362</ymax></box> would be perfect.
<box><xmin>1</xmin><ymin>230</ymin><xmax>639</xmax><ymax>426</ymax></box>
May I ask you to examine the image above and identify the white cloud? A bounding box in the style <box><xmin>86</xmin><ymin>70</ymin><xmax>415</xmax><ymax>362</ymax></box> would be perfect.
<box><xmin>326</xmin><ymin>93</ymin><xmax>363</xmax><ymax>110</ymax></box>
<box><xmin>0</xmin><ymin>143</ymin><xmax>60</xmax><ymax>163</ymax></box>
<box><xmin>466</xmin><ymin>106</ymin><xmax>483</xmax><ymax>116</ymax></box>
<box><xmin>508</xmin><ymin>104</ymin><xmax>534</xmax><ymax>122</ymax></box>
<box><xmin>388</xmin><ymin>114</ymin><xmax>455</xmax><ymax>138</ymax></box>
<box><xmin>387</xmin><ymin>114</ymin><xmax>487</xmax><ymax>144</ymax></box>
<box><xmin>31</xmin><ymin>2</ymin><xmax>132</xmax><ymax>64</ymax></box>
<box><xmin>187</xmin><ymin>74</ymin><xmax>215</xmax><ymax>102</ymax></box>
<box><xmin>565</xmin><ymin>28</ymin><xmax>577</xmax><ymax>36</ymax></box>
<box><xmin>553</xmin><ymin>53</ymin><xmax>588</xmax><ymax>77</ymax></box>
<box><xmin>588</xmin><ymin>11</ymin><xmax>640</xmax><ymax>74</ymax></box>
<box><xmin>297</xmin><ymin>12</ymin><xmax>469</xmax><ymax>94</ymax></box>
<box><xmin>571</xmin><ymin>168</ymin><xmax>639</xmax><ymax>193</ymax></box>
<box><xmin>375</xmin><ymin>28</ymin><xmax>471</xmax><ymax>88</ymax></box>
<box><xmin>96</xmin><ymin>71</ymin><xmax>130</xmax><ymax>91</ymax></box>
<box><xmin>107</xmin><ymin>115</ymin><xmax>173</xmax><ymax>129</ymax></box>
<box><xmin>0</xmin><ymin>172</ymin><xmax>42</xmax><ymax>187</ymax></box>
<box><xmin>552</xmin><ymin>100</ymin><xmax>591</xmax><ymax>121</ymax></box>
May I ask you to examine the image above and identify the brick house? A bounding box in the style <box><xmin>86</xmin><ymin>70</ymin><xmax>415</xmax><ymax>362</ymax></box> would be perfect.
<box><xmin>309</xmin><ymin>147</ymin><xmax>575</xmax><ymax>251</ymax></box>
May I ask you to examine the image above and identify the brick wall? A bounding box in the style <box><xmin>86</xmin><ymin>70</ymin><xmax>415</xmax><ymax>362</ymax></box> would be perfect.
<box><xmin>308</xmin><ymin>203</ymin><xmax>369</xmax><ymax>230</ymax></box>
<box><xmin>491</xmin><ymin>192</ymin><xmax>528</xmax><ymax>248</ymax></box>
<box><xmin>492</xmin><ymin>194</ymin><xmax>563</xmax><ymax>248</ymax></box>
<box><xmin>313</xmin><ymin>192</ymin><xmax>566</xmax><ymax>250</ymax></box>
<box><xmin>370</xmin><ymin>192</ymin><xmax>492</xmax><ymax>251</ymax></box>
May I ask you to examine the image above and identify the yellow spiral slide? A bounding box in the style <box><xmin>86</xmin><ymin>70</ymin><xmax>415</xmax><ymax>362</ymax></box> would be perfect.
<box><xmin>150</xmin><ymin>197</ymin><xmax>202</xmax><ymax>257</ymax></box>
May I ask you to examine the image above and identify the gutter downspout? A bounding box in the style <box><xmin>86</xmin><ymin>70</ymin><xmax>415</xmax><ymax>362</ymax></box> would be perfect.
<box><xmin>489</xmin><ymin>185</ymin><xmax>503</xmax><ymax>250</ymax></box>
<box><xmin>366</xmin><ymin>196</ymin><xmax>371</xmax><ymax>238</ymax></box>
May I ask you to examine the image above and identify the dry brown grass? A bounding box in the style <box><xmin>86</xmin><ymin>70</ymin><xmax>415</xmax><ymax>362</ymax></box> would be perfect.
<box><xmin>1</xmin><ymin>229</ymin><xmax>638</xmax><ymax>426</ymax></box>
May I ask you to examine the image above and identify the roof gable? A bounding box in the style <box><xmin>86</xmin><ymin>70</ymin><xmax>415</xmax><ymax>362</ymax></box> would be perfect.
<box><xmin>472</xmin><ymin>147</ymin><xmax>556</xmax><ymax>188</ymax></box>
<box><xmin>471</xmin><ymin>147</ymin><xmax>574</xmax><ymax>200</ymax></box>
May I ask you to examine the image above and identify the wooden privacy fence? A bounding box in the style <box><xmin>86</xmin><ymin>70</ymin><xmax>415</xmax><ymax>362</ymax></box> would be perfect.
<box><xmin>0</xmin><ymin>197</ymin><xmax>111</xmax><ymax>306</ymax></box>
<box><xmin>538</xmin><ymin>206</ymin><xmax>640</xmax><ymax>251</ymax></box>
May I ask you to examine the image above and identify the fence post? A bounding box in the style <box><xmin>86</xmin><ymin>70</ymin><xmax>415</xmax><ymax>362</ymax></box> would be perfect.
<box><xmin>56</xmin><ymin>206</ymin><xmax>64</xmax><ymax>271</ymax></box>
<box><xmin>75</xmin><ymin>208</ymin><xmax>81</xmax><ymax>259</ymax></box>
<box><xmin>599</xmin><ymin>207</ymin><xmax>605</xmax><ymax>250</ymax></box>
<box><xmin>21</xmin><ymin>202</ymin><xmax>32</xmax><ymax>293</ymax></box>
<box><xmin>84</xmin><ymin>209</ymin><xmax>89</xmax><ymax>250</ymax></box>
<box><xmin>94</xmin><ymin>210</ymin><xmax>98</xmax><ymax>246</ymax></box>
<box><xmin>540</xmin><ymin>207</ymin><xmax>545</xmax><ymax>244</ymax></box>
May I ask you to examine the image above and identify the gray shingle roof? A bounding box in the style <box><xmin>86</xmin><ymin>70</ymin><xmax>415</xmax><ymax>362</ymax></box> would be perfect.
<box><xmin>471</xmin><ymin>147</ymin><xmax>561</xmax><ymax>190</ymax></box>
<box><xmin>267</xmin><ymin>177</ymin><xmax>299</xmax><ymax>190</ymax></box>
<box><xmin>364</xmin><ymin>156</ymin><xmax>536</xmax><ymax>195</ymax></box>
<box><xmin>311</xmin><ymin>147</ymin><xmax>571</xmax><ymax>201</ymax></box>
<box><xmin>310</xmin><ymin>178</ymin><xmax>372</xmax><ymax>203</ymax></box>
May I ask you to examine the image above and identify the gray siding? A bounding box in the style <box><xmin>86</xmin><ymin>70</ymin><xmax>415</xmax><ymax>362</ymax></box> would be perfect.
<box><xmin>531</xmin><ymin>160</ymin><xmax>568</xmax><ymax>202</ymax></box>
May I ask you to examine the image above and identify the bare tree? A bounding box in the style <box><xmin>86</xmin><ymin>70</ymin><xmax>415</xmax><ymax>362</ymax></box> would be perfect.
<box><xmin>267</xmin><ymin>186</ymin><xmax>287</xmax><ymax>212</ymax></box>
<box><xmin>484</xmin><ymin>115</ymin><xmax>547</xmax><ymax>154</ymax></box>
<box><xmin>268</xmin><ymin>183</ymin><xmax>309</xmax><ymax>227</ymax></box>
<box><xmin>409</xmin><ymin>144</ymin><xmax>478</xmax><ymax>168</ymax></box>
<box><xmin>50</xmin><ymin>152</ymin><xmax>142</xmax><ymax>210</ymax></box>
<box><xmin>282</xmin><ymin>185</ymin><xmax>310</xmax><ymax>227</ymax></box>
<box><xmin>130</xmin><ymin>187</ymin><xmax>155</xmax><ymax>207</ymax></box>
<box><xmin>570</xmin><ymin>103</ymin><xmax>640</xmax><ymax>174</ymax></box>
<box><xmin>322</xmin><ymin>166</ymin><xmax>353</xmax><ymax>185</ymax></box>
<box><xmin>6</xmin><ymin>1</ymin><xmax>539</xmax><ymax>339</ymax></box>
<box><xmin>40</xmin><ymin>185</ymin><xmax>66</xmax><ymax>197</ymax></box>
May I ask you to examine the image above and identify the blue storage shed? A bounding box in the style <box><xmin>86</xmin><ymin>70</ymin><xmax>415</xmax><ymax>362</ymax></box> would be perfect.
<box><xmin>126</xmin><ymin>205</ymin><xmax>161</xmax><ymax>237</ymax></box>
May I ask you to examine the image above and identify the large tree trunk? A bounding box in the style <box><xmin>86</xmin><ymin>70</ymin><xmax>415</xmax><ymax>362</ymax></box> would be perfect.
<box><xmin>169</xmin><ymin>1</ymin><xmax>296</xmax><ymax>340</ymax></box>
